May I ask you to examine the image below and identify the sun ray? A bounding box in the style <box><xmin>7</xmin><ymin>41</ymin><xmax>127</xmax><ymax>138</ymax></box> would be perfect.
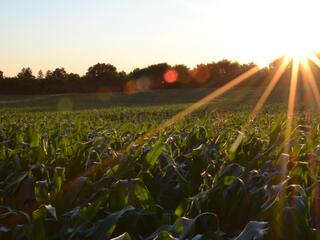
<box><xmin>284</xmin><ymin>58</ymin><xmax>299</xmax><ymax>154</ymax></box>
<box><xmin>230</xmin><ymin>58</ymin><xmax>291</xmax><ymax>153</ymax></box>
<box><xmin>309</xmin><ymin>52</ymin><xmax>320</xmax><ymax>69</ymax></box>
<box><xmin>300</xmin><ymin>58</ymin><xmax>320</xmax><ymax>110</ymax></box>
<box><xmin>62</xmin><ymin>67</ymin><xmax>262</xmax><ymax>188</ymax></box>
<box><xmin>296</xmin><ymin>56</ymin><xmax>320</xmax><ymax>229</ymax></box>
<box><xmin>55</xmin><ymin>66</ymin><xmax>263</xmax><ymax>192</ymax></box>
<box><xmin>157</xmin><ymin>67</ymin><xmax>260</xmax><ymax>130</ymax></box>
<box><xmin>229</xmin><ymin>56</ymin><xmax>295</xmax><ymax>239</ymax></box>
<box><xmin>272</xmin><ymin>58</ymin><xmax>301</xmax><ymax>240</ymax></box>
<box><xmin>251</xmin><ymin>57</ymin><xmax>291</xmax><ymax>119</ymax></box>
<box><xmin>300</xmin><ymin>65</ymin><xmax>315</xmax><ymax>115</ymax></box>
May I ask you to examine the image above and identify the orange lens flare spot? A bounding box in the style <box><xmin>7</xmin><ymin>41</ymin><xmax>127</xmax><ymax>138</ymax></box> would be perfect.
<box><xmin>136</xmin><ymin>77</ymin><xmax>151</xmax><ymax>91</ymax></box>
<box><xmin>190</xmin><ymin>66</ymin><xmax>211</xmax><ymax>83</ymax></box>
<box><xmin>164</xmin><ymin>70</ymin><xmax>178</xmax><ymax>83</ymax></box>
<box><xmin>124</xmin><ymin>80</ymin><xmax>138</xmax><ymax>95</ymax></box>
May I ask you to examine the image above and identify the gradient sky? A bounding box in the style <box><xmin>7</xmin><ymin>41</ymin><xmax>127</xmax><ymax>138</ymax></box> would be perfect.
<box><xmin>1</xmin><ymin>0</ymin><xmax>319</xmax><ymax>76</ymax></box>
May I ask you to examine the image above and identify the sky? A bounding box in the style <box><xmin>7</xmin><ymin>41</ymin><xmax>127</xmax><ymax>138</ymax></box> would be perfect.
<box><xmin>1</xmin><ymin>0</ymin><xmax>320</xmax><ymax>76</ymax></box>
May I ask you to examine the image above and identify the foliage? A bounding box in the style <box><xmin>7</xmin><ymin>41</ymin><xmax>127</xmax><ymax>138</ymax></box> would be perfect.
<box><xmin>0</xmin><ymin>104</ymin><xmax>319</xmax><ymax>239</ymax></box>
<box><xmin>0</xmin><ymin>59</ymin><xmax>263</xmax><ymax>94</ymax></box>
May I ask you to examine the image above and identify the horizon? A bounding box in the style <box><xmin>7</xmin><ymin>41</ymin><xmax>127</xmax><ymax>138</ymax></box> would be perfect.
<box><xmin>1</xmin><ymin>57</ymin><xmax>258</xmax><ymax>78</ymax></box>
<box><xmin>2</xmin><ymin>0</ymin><xmax>320</xmax><ymax>77</ymax></box>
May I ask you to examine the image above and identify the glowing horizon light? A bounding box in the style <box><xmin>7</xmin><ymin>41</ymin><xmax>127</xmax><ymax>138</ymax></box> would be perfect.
<box><xmin>281</xmin><ymin>24</ymin><xmax>317</xmax><ymax>62</ymax></box>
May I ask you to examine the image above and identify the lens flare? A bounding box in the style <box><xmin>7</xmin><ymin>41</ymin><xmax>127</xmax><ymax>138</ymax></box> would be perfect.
<box><xmin>164</xmin><ymin>70</ymin><xmax>178</xmax><ymax>83</ymax></box>
<box><xmin>124</xmin><ymin>80</ymin><xmax>138</xmax><ymax>95</ymax></box>
<box><xmin>190</xmin><ymin>65</ymin><xmax>211</xmax><ymax>83</ymax></box>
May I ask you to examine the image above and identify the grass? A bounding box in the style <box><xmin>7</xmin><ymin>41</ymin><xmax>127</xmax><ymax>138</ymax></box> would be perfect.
<box><xmin>0</xmin><ymin>86</ymin><xmax>318</xmax><ymax>239</ymax></box>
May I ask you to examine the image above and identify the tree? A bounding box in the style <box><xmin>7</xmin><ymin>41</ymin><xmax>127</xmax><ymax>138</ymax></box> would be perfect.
<box><xmin>216</xmin><ymin>59</ymin><xmax>236</xmax><ymax>74</ymax></box>
<box><xmin>46</xmin><ymin>68</ymin><xmax>67</xmax><ymax>81</ymax></box>
<box><xmin>37</xmin><ymin>70</ymin><xmax>44</xmax><ymax>80</ymax></box>
<box><xmin>45</xmin><ymin>70</ymin><xmax>52</xmax><ymax>78</ymax></box>
<box><xmin>17</xmin><ymin>67</ymin><xmax>35</xmax><ymax>81</ymax></box>
<box><xmin>0</xmin><ymin>58</ymin><xmax>276</xmax><ymax>94</ymax></box>
<box><xmin>85</xmin><ymin>63</ymin><xmax>122</xmax><ymax>90</ymax></box>
<box><xmin>66</xmin><ymin>73</ymin><xmax>81</xmax><ymax>81</ymax></box>
<box><xmin>86</xmin><ymin>63</ymin><xmax>117</xmax><ymax>80</ymax></box>
<box><xmin>190</xmin><ymin>64</ymin><xmax>211</xmax><ymax>84</ymax></box>
<box><xmin>171</xmin><ymin>65</ymin><xmax>193</xmax><ymax>86</ymax></box>
<box><xmin>128</xmin><ymin>63</ymin><xmax>170</xmax><ymax>89</ymax></box>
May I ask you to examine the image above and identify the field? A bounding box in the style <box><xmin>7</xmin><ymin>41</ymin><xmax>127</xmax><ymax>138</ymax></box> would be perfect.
<box><xmin>0</xmin><ymin>87</ymin><xmax>319</xmax><ymax>239</ymax></box>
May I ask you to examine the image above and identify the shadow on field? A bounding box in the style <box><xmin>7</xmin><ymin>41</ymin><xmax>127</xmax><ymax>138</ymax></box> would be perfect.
<box><xmin>0</xmin><ymin>86</ymin><xmax>290</xmax><ymax>112</ymax></box>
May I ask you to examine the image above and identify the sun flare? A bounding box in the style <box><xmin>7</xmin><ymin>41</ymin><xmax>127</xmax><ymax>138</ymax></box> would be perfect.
<box><xmin>237</xmin><ymin>0</ymin><xmax>320</xmax><ymax>67</ymax></box>
<box><xmin>282</xmin><ymin>32</ymin><xmax>316</xmax><ymax>62</ymax></box>
<box><xmin>284</xmin><ymin>44</ymin><xmax>313</xmax><ymax>62</ymax></box>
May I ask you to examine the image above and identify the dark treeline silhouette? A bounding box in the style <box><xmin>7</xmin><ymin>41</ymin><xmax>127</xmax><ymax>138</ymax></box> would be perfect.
<box><xmin>0</xmin><ymin>56</ymin><xmax>318</xmax><ymax>95</ymax></box>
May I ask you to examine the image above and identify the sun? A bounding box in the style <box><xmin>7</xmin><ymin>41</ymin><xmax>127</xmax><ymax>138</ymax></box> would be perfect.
<box><xmin>276</xmin><ymin>0</ymin><xmax>320</xmax><ymax>63</ymax></box>
<box><xmin>283</xmin><ymin>37</ymin><xmax>314</xmax><ymax>62</ymax></box>
<box><xmin>243</xmin><ymin>0</ymin><xmax>320</xmax><ymax>67</ymax></box>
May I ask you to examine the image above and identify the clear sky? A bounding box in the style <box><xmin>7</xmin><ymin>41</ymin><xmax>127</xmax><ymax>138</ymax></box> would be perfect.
<box><xmin>1</xmin><ymin>0</ymin><xmax>319</xmax><ymax>76</ymax></box>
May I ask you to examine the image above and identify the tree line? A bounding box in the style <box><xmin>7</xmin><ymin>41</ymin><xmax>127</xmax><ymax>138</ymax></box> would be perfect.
<box><xmin>0</xmin><ymin>57</ymin><xmax>308</xmax><ymax>95</ymax></box>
